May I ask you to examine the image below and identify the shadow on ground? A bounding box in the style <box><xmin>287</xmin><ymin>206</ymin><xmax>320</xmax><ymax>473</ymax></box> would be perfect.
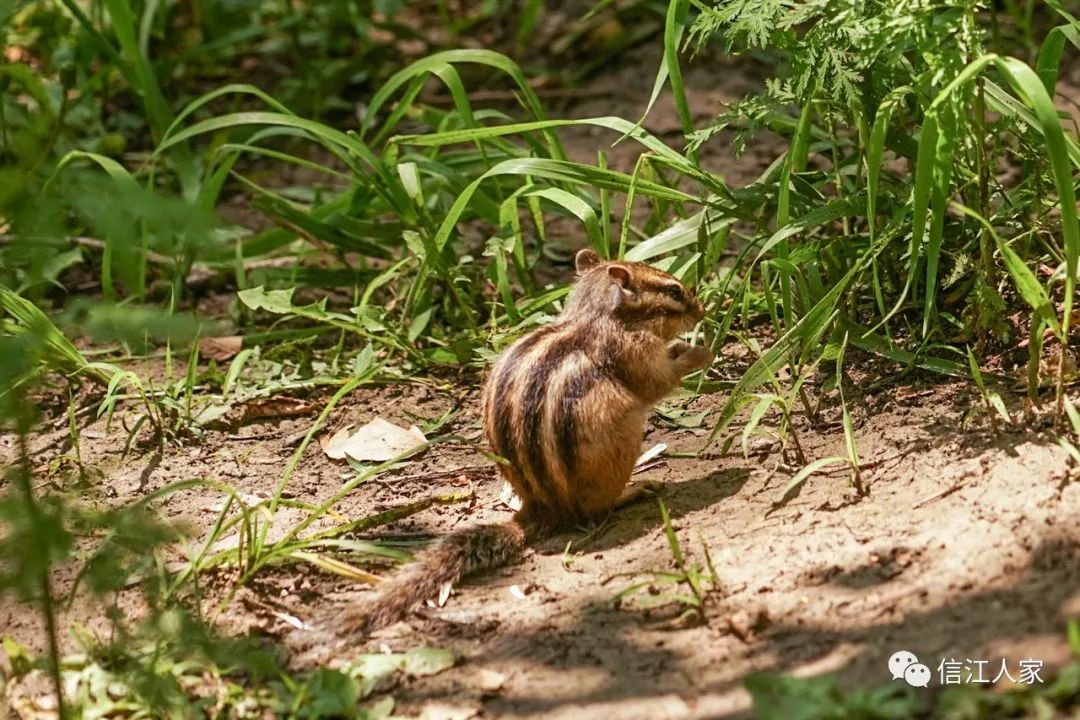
<box><xmin>366</xmin><ymin>403</ymin><xmax>1080</xmax><ymax>719</ymax></box>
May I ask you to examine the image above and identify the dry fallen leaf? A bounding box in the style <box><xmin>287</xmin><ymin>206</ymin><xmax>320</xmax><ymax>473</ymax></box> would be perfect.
<box><xmin>320</xmin><ymin>425</ymin><xmax>353</xmax><ymax>455</ymax></box>
<box><xmin>635</xmin><ymin>442</ymin><xmax>667</xmax><ymax>467</ymax></box>
<box><xmin>241</xmin><ymin>397</ymin><xmax>318</xmax><ymax>422</ymax></box>
<box><xmin>322</xmin><ymin>417</ymin><xmax>427</xmax><ymax>461</ymax></box>
<box><xmin>199</xmin><ymin>335</ymin><xmax>243</xmax><ymax>361</ymax></box>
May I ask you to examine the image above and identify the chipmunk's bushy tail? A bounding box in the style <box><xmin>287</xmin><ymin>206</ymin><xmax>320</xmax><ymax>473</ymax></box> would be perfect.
<box><xmin>348</xmin><ymin>519</ymin><xmax>529</xmax><ymax>633</ymax></box>
<box><xmin>285</xmin><ymin>518</ymin><xmax>539</xmax><ymax>667</ymax></box>
<box><xmin>290</xmin><ymin>520</ymin><xmax>526</xmax><ymax>645</ymax></box>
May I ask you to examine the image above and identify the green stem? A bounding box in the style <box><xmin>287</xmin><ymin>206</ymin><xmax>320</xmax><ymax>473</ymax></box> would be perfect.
<box><xmin>974</xmin><ymin>79</ymin><xmax>995</xmax><ymax>355</ymax></box>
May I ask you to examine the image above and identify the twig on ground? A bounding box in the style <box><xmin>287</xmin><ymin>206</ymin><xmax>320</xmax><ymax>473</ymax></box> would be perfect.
<box><xmin>911</xmin><ymin>482</ymin><xmax>965</xmax><ymax>509</ymax></box>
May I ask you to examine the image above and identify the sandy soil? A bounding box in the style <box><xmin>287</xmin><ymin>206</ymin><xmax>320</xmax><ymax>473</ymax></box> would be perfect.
<box><xmin>4</xmin><ymin>356</ymin><xmax>1080</xmax><ymax>719</ymax></box>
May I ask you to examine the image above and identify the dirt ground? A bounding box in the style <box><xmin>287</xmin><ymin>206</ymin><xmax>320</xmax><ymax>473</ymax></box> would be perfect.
<box><xmin>5</xmin><ymin>25</ymin><xmax>1080</xmax><ymax>720</ymax></box>
<box><xmin>5</xmin><ymin>355</ymin><xmax>1080</xmax><ymax>719</ymax></box>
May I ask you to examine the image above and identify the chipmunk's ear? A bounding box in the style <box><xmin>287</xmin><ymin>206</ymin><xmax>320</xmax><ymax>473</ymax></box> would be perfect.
<box><xmin>607</xmin><ymin>264</ymin><xmax>631</xmax><ymax>287</ymax></box>
<box><xmin>575</xmin><ymin>248</ymin><xmax>603</xmax><ymax>273</ymax></box>
<box><xmin>606</xmin><ymin>264</ymin><xmax>634</xmax><ymax>309</ymax></box>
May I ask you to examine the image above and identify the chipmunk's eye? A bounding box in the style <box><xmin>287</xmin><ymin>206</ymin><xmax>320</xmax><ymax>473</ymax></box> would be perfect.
<box><xmin>663</xmin><ymin>285</ymin><xmax>684</xmax><ymax>302</ymax></box>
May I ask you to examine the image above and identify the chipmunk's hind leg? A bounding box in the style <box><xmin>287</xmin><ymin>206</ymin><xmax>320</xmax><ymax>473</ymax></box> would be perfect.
<box><xmin>613</xmin><ymin>479</ymin><xmax>663</xmax><ymax>510</ymax></box>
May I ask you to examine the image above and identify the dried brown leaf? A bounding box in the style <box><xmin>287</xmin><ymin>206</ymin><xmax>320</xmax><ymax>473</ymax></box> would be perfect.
<box><xmin>322</xmin><ymin>417</ymin><xmax>427</xmax><ymax>462</ymax></box>
<box><xmin>199</xmin><ymin>335</ymin><xmax>243</xmax><ymax>361</ymax></box>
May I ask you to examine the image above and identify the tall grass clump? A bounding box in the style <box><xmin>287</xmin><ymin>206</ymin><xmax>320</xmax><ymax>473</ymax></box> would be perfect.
<box><xmin>172</xmin><ymin>0</ymin><xmax>1080</xmax><ymax>449</ymax></box>
<box><xmin>154</xmin><ymin>47</ymin><xmax>730</xmax><ymax>367</ymax></box>
<box><xmin>676</xmin><ymin>0</ymin><xmax>1080</xmax><ymax>438</ymax></box>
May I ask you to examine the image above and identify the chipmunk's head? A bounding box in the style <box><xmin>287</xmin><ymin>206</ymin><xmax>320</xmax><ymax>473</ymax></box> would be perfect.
<box><xmin>564</xmin><ymin>248</ymin><xmax>705</xmax><ymax>340</ymax></box>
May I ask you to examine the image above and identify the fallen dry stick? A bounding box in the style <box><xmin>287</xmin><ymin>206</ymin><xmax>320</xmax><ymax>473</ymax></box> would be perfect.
<box><xmin>911</xmin><ymin>482</ymin><xmax>965</xmax><ymax>509</ymax></box>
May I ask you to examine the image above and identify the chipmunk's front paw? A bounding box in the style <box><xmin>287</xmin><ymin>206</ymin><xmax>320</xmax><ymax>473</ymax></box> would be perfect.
<box><xmin>673</xmin><ymin>344</ymin><xmax>714</xmax><ymax>374</ymax></box>
<box><xmin>668</xmin><ymin>340</ymin><xmax>692</xmax><ymax>358</ymax></box>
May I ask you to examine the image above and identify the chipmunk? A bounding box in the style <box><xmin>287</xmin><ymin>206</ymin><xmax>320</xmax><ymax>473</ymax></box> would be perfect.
<box><xmin>310</xmin><ymin>249</ymin><xmax>712</xmax><ymax>641</ymax></box>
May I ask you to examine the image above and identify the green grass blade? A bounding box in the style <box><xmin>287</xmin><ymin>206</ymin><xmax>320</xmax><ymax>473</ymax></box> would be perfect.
<box><xmin>432</xmin><ymin>157</ymin><xmax>699</xmax><ymax>255</ymax></box>
<box><xmin>908</xmin><ymin>112</ymin><xmax>938</xmax><ymax>307</ymax></box>
<box><xmin>526</xmin><ymin>187</ymin><xmax>601</xmax><ymax>249</ymax></box>
<box><xmin>983</xmin><ymin>80</ymin><xmax>1080</xmax><ymax>169</ymax></box>
<box><xmin>658</xmin><ymin>499</ymin><xmax>684</xmax><ymax>566</ymax></box>
<box><xmin>992</xmin><ymin>57</ymin><xmax>1079</xmax><ymax>352</ymax></box>
<box><xmin>0</xmin><ymin>286</ymin><xmax>110</xmax><ymax>387</ymax></box>
<box><xmin>1036</xmin><ymin>23</ymin><xmax>1080</xmax><ymax>94</ymax></box>
<box><xmin>155</xmin><ymin>112</ymin><xmax>378</xmax><ymax>169</ymax></box>
<box><xmin>706</xmin><ymin>288</ymin><xmax>843</xmax><ymax>446</ymax></box>
<box><xmin>663</xmin><ymin>0</ymin><xmax>693</xmax><ymax>137</ymax></box>
<box><xmin>866</xmin><ymin>87</ymin><xmax>913</xmax><ymax>242</ymax></box>
<box><xmin>394</xmin><ymin>116</ymin><xmax>692</xmax><ymax>169</ymax></box>
<box><xmin>99</xmin><ymin>0</ymin><xmax>197</xmax><ymax>198</ymax></box>
<box><xmin>361</xmin><ymin>49</ymin><xmax>564</xmax><ymax>159</ymax></box>
<box><xmin>922</xmin><ymin>111</ymin><xmax>956</xmax><ymax>338</ymax></box>
<box><xmin>625</xmin><ymin>208</ymin><xmax>733</xmax><ymax>262</ymax></box>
